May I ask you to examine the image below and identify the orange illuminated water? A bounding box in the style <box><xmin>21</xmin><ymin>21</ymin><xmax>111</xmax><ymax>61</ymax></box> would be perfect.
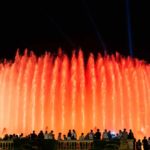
<box><xmin>0</xmin><ymin>49</ymin><xmax>150</xmax><ymax>139</ymax></box>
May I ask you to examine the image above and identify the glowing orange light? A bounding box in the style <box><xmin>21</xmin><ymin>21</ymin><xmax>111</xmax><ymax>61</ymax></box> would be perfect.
<box><xmin>0</xmin><ymin>49</ymin><xmax>150</xmax><ymax>139</ymax></box>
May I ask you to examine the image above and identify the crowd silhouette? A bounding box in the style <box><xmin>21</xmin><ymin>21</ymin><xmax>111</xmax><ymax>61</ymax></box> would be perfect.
<box><xmin>1</xmin><ymin>128</ymin><xmax>150</xmax><ymax>150</ymax></box>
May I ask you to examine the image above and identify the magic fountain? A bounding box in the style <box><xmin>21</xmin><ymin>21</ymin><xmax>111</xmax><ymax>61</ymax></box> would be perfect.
<box><xmin>0</xmin><ymin>49</ymin><xmax>150</xmax><ymax>139</ymax></box>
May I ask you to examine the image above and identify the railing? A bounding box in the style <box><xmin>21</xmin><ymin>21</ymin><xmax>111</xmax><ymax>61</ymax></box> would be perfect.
<box><xmin>0</xmin><ymin>140</ymin><xmax>14</xmax><ymax>150</ymax></box>
<box><xmin>0</xmin><ymin>139</ymin><xmax>134</xmax><ymax>150</ymax></box>
<box><xmin>119</xmin><ymin>139</ymin><xmax>134</xmax><ymax>150</ymax></box>
<box><xmin>57</xmin><ymin>140</ymin><xmax>94</xmax><ymax>150</ymax></box>
<box><xmin>57</xmin><ymin>139</ymin><xmax>134</xmax><ymax>150</ymax></box>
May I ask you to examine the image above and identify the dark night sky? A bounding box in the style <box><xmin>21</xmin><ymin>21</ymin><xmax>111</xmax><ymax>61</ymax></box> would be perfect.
<box><xmin>0</xmin><ymin>1</ymin><xmax>150</xmax><ymax>62</ymax></box>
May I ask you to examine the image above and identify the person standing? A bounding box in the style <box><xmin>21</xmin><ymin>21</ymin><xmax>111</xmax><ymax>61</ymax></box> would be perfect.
<box><xmin>142</xmin><ymin>137</ymin><xmax>148</xmax><ymax>150</ymax></box>
<box><xmin>94</xmin><ymin>129</ymin><xmax>101</xmax><ymax>140</ymax></box>
<box><xmin>136</xmin><ymin>139</ymin><xmax>142</xmax><ymax>150</ymax></box>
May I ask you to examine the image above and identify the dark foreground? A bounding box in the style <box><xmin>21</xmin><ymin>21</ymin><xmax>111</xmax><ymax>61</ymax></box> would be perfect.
<box><xmin>0</xmin><ymin>139</ymin><xmax>134</xmax><ymax>150</ymax></box>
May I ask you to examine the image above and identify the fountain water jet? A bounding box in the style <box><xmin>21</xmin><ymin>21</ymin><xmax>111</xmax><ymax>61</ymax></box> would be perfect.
<box><xmin>0</xmin><ymin>49</ymin><xmax>150</xmax><ymax>139</ymax></box>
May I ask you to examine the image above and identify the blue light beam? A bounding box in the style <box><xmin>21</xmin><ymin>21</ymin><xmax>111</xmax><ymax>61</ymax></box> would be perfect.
<box><xmin>125</xmin><ymin>0</ymin><xmax>134</xmax><ymax>57</ymax></box>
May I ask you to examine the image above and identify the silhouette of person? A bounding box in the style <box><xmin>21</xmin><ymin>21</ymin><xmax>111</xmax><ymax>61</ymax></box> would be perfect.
<box><xmin>31</xmin><ymin>130</ymin><xmax>37</xmax><ymax>140</ymax></box>
<box><xmin>136</xmin><ymin>139</ymin><xmax>142</xmax><ymax>150</ymax></box>
<box><xmin>128</xmin><ymin>129</ymin><xmax>134</xmax><ymax>139</ymax></box>
<box><xmin>94</xmin><ymin>129</ymin><xmax>101</xmax><ymax>140</ymax></box>
<box><xmin>142</xmin><ymin>137</ymin><xmax>148</xmax><ymax>150</ymax></box>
